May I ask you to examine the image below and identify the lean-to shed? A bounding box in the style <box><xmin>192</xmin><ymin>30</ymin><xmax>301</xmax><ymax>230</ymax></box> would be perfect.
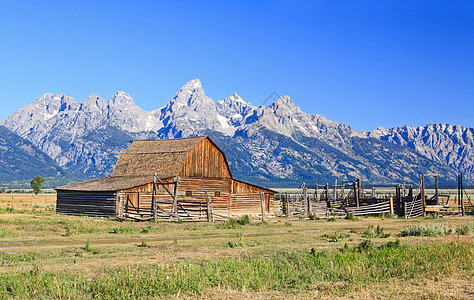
<box><xmin>56</xmin><ymin>136</ymin><xmax>276</xmax><ymax>220</ymax></box>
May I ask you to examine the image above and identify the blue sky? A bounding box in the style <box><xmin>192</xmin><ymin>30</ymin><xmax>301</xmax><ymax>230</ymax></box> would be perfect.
<box><xmin>1</xmin><ymin>0</ymin><xmax>473</xmax><ymax>131</ymax></box>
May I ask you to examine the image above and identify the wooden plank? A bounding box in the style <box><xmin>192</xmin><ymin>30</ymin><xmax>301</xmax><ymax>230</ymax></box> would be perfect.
<box><xmin>425</xmin><ymin>206</ymin><xmax>440</xmax><ymax>212</ymax></box>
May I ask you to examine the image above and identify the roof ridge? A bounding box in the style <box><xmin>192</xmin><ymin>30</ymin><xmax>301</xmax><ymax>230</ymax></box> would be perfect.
<box><xmin>130</xmin><ymin>136</ymin><xmax>207</xmax><ymax>142</ymax></box>
<box><xmin>121</xmin><ymin>150</ymin><xmax>189</xmax><ymax>154</ymax></box>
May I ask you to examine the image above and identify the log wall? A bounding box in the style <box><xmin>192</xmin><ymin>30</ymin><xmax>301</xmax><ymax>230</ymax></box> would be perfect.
<box><xmin>57</xmin><ymin>191</ymin><xmax>117</xmax><ymax>218</ymax></box>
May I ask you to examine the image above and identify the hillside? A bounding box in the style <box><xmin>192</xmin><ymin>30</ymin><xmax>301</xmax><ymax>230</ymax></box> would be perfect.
<box><xmin>0</xmin><ymin>126</ymin><xmax>69</xmax><ymax>182</ymax></box>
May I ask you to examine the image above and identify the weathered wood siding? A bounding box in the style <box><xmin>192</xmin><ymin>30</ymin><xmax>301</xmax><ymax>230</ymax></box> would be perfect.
<box><xmin>233</xmin><ymin>180</ymin><xmax>268</xmax><ymax>194</ymax></box>
<box><xmin>230</xmin><ymin>193</ymin><xmax>274</xmax><ymax>216</ymax></box>
<box><xmin>87</xmin><ymin>176</ymin><xmax>276</xmax><ymax>219</ymax></box>
<box><xmin>181</xmin><ymin>139</ymin><xmax>231</xmax><ymax>178</ymax></box>
<box><xmin>177</xmin><ymin>177</ymin><xmax>231</xmax><ymax>214</ymax></box>
<box><xmin>232</xmin><ymin>180</ymin><xmax>274</xmax><ymax>216</ymax></box>
<box><xmin>57</xmin><ymin>191</ymin><xmax>117</xmax><ymax>218</ymax></box>
<box><xmin>121</xmin><ymin>179</ymin><xmax>175</xmax><ymax>216</ymax></box>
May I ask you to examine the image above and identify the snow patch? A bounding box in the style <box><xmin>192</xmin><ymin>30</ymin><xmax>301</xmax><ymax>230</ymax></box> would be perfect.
<box><xmin>216</xmin><ymin>114</ymin><xmax>230</xmax><ymax>129</ymax></box>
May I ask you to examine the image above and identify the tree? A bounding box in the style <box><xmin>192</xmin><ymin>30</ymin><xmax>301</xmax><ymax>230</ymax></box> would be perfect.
<box><xmin>31</xmin><ymin>176</ymin><xmax>46</xmax><ymax>195</ymax></box>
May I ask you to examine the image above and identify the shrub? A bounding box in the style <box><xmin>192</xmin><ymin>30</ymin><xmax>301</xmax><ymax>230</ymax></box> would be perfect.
<box><xmin>237</xmin><ymin>215</ymin><xmax>251</xmax><ymax>225</ymax></box>
<box><xmin>252</xmin><ymin>221</ymin><xmax>268</xmax><ymax>226</ymax></box>
<box><xmin>398</xmin><ymin>224</ymin><xmax>474</xmax><ymax>237</ymax></box>
<box><xmin>109</xmin><ymin>228</ymin><xmax>122</xmax><ymax>234</ymax></box>
<box><xmin>357</xmin><ymin>239</ymin><xmax>375</xmax><ymax>252</ymax></box>
<box><xmin>362</xmin><ymin>225</ymin><xmax>389</xmax><ymax>239</ymax></box>
<box><xmin>456</xmin><ymin>224</ymin><xmax>473</xmax><ymax>235</ymax></box>
<box><xmin>83</xmin><ymin>240</ymin><xmax>100</xmax><ymax>254</ymax></box>
<box><xmin>137</xmin><ymin>240</ymin><xmax>150</xmax><ymax>248</ymax></box>
<box><xmin>327</xmin><ymin>217</ymin><xmax>336</xmax><ymax>222</ymax></box>
<box><xmin>221</xmin><ymin>219</ymin><xmax>238</xmax><ymax>229</ymax></box>
<box><xmin>64</xmin><ymin>226</ymin><xmax>72</xmax><ymax>237</ymax></box>
<box><xmin>380</xmin><ymin>239</ymin><xmax>402</xmax><ymax>250</ymax></box>
<box><xmin>425</xmin><ymin>213</ymin><xmax>439</xmax><ymax>219</ymax></box>
<box><xmin>225</xmin><ymin>241</ymin><xmax>239</xmax><ymax>248</ymax></box>
<box><xmin>323</xmin><ymin>232</ymin><xmax>342</xmax><ymax>242</ymax></box>
<box><xmin>140</xmin><ymin>226</ymin><xmax>151</xmax><ymax>234</ymax></box>
<box><xmin>345</xmin><ymin>212</ymin><xmax>355</xmax><ymax>220</ymax></box>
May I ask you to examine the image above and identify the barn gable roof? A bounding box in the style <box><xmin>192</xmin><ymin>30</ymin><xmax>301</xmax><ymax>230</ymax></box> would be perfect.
<box><xmin>111</xmin><ymin>136</ymin><xmax>226</xmax><ymax>177</ymax></box>
<box><xmin>56</xmin><ymin>136</ymin><xmax>276</xmax><ymax>194</ymax></box>
<box><xmin>55</xmin><ymin>175</ymin><xmax>167</xmax><ymax>192</ymax></box>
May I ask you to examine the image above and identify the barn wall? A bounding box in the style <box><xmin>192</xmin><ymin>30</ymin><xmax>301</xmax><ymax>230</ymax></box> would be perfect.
<box><xmin>177</xmin><ymin>177</ymin><xmax>231</xmax><ymax>214</ymax></box>
<box><xmin>57</xmin><ymin>191</ymin><xmax>117</xmax><ymax>218</ymax></box>
<box><xmin>232</xmin><ymin>180</ymin><xmax>275</xmax><ymax>216</ymax></box>
<box><xmin>117</xmin><ymin>177</ymin><xmax>275</xmax><ymax>218</ymax></box>
<box><xmin>233</xmin><ymin>180</ymin><xmax>270</xmax><ymax>194</ymax></box>
<box><xmin>120</xmin><ymin>179</ymin><xmax>175</xmax><ymax>215</ymax></box>
<box><xmin>181</xmin><ymin>138</ymin><xmax>231</xmax><ymax>178</ymax></box>
<box><xmin>230</xmin><ymin>193</ymin><xmax>274</xmax><ymax>216</ymax></box>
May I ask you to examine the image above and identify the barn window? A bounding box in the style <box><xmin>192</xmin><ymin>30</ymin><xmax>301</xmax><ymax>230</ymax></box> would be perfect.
<box><xmin>215</xmin><ymin>191</ymin><xmax>221</xmax><ymax>197</ymax></box>
<box><xmin>186</xmin><ymin>191</ymin><xmax>192</xmax><ymax>197</ymax></box>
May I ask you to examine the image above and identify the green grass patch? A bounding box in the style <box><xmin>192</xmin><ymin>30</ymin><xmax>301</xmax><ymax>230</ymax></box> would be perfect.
<box><xmin>400</xmin><ymin>224</ymin><xmax>474</xmax><ymax>237</ymax></box>
<box><xmin>0</xmin><ymin>241</ymin><xmax>471</xmax><ymax>298</ymax></box>
<box><xmin>361</xmin><ymin>225</ymin><xmax>390</xmax><ymax>239</ymax></box>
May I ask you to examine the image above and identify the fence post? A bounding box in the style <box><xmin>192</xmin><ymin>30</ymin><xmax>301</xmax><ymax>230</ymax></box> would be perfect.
<box><xmin>460</xmin><ymin>174</ymin><xmax>465</xmax><ymax>216</ymax></box>
<box><xmin>389</xmin><ymin>196</ymin><xmax>394</xmax><ymax>215</ymax></box>
<box><xmin>206</xmin><ymin>196</ymin><xmax>214</xmax><ymax>222</ymax></box>
<box><xmin>302</xmin><ymin>182</ymin><xmax>308</xmax><ymax>218</ymax></box>
<box><xmin>421</xmin><ymin>175</ymin><xmax>426</xmax><ymax>216</ymax></box>
<box><xmin>306</xmin><ymin>186</ymin><xmax>312</xmax><ymax>218</ymax></box>
<box><xmin>353</xmin><ymin>181</ymin><xmax>360</xmax><ymax>208</ymax></box>
<box><xmin>260</xmin><ymin>192</ymin><xmax>266</xmax><ymax>221</ymax></box>
<box><xmin>315</xmin><ymin>183</ymin><xmax>318</xmax><ymax>202</ymax></box>
<box><xmin>11</xmin><ymin>195</ymin><xmax>14</xmax><ymax>209</ymax></box>
<box><xmin>152</xmin><ymin>173</ymin><xmax>157</xmax><ymax>222</ymax></box>
<box><xmin>341</xmin><ymin>181</ymin><xmax>345</xmax><ymax>200</ymax></box>
<box><xmin>172</xmin><ymin>177</ymin><xmax>179</xmax><ymax>218</ymax></box>
<box><xmin>324</xmin><ymin>183</ymin><xmax>329</xmax><ymax>204</ymax></box>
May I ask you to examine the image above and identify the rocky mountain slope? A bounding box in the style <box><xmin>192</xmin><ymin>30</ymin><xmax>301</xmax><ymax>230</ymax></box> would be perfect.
<box><xmin>0</xmin><ymin>126</ymin><xmax>68</xmax><ymax>181</ymax></box>
<box><xmin>3</xmin><ymin>79</ymin><xmax>471</xmax><ymax>186</ymax></box>
<box><xmin>366</xmin><ymin>124</ymin><xmax>474</xmax><ymax>180</ymax></box>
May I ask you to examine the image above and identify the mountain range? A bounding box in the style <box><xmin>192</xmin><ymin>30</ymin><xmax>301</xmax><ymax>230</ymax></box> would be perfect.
<box><xmin>2</xmin><ymin>79</ymin><xmax>473</xmax><ymax>187</ymax></box>
<box><xmin>0</xmin><ymin>125</ymin><xmax>67</xmax><ymax>182</ymax></box>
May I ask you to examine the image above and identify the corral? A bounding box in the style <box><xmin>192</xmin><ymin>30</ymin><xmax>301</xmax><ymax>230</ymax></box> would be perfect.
<box><xmin>276</xmin><ymin>174</ymin><xmax>473</xmax><ymax>219</ymax></box>
<box><xmin>56</xmin><ymin>136</ymin><xmax>275</xmax><ymax>220</ymax></box>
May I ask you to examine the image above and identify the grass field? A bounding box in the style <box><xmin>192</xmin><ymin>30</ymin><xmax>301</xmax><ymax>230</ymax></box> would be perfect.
<box><xmin>0</xmin><ymin>194</ymin><xmax>473</xmax><ymax>299</ymax></box>
<box><xmin>0</xmin><ymin>193</ymin><xmax>56</xmax><ymax>211</ymax></box>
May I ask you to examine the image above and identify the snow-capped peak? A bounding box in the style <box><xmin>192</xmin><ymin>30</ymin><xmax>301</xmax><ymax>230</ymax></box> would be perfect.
<box><xmin>182</xmin><ymin>78</ymin><xmax>202</xmax><ymax>90</ymax></box>
<box><xmin>108</xmin><ymin>91</ymin><xmax>136</xmax><ymax>108</ymax></box>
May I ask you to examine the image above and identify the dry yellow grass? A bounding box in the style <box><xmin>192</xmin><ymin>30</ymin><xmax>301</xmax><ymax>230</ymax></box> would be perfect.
<box><xmin>0</xmin><ymin>193</ymin><xmax>56</xmax><ymax>210</ymax></box>
<box><xmin>0</xmin><ymin>195</ymin><xmax>472</xmax><ymax>299</ymax></box>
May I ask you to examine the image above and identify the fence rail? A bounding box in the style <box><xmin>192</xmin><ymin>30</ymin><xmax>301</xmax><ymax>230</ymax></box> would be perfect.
<box><xmin>403</xmin><ymin>198</ymin><xmax>423</xmax><ymax>218</ymax></box>
<box><xmin>274</xmin><ymin>193</ymin><xmax>392</xmax><ymax>218</ymax></box>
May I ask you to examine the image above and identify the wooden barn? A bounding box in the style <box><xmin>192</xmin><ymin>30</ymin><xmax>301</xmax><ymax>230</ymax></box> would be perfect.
<box><xmin>56</xmin><ymin>136</ymin><xmax>276</xmax><ymax>220</ymax></box>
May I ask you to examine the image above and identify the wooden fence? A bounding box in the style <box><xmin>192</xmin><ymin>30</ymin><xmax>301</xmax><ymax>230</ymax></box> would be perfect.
<box><xmin>346</xmin><ymin>201</ymin><xmax>391</xmax><ymax>216</ymax></box>
<box><xmin>403</xmin><ymin>197</ymin><xmax>424</xmax><ymax>218</ymax></box>
<box><xmin>122</xmin><ymin>193</ymin><xmax>230</xmax><ymax>222</ymax></box>
<box><xmin>274</xmin><ymin>193</ymin><xmax>392</xmax><ymax>217</ymax></box>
